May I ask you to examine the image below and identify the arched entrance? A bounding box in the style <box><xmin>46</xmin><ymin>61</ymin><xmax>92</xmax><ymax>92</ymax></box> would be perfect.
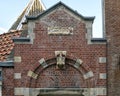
<box><xmin>28</xmin><ymin>58</ymin><xmax>94</xmax><ymax>96</ymax></box>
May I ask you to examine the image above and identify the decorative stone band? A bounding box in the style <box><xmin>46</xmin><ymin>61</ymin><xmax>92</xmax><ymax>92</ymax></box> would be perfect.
<box><xmin>83</xmin><ymin>71</ymin><xmax>94</xmax><ymax>79</ymax></box>
<box><xmin>74</xmin><ymin>59</ymin><xmax>83</xmax><ymax>68</ymax></box>
<box><xmin>39</xmin><ymin>58</ymin><xmax>48</xmax><ymax>68</ymax></box>
<box><xmin>27</xmin><ymin>70</ymin><xmax>38</xmax><ymax>79</ymax></box>
<box><xmin>14</xmin><ymin>56</ymin><xmax>21</xmax><ymax>63</ymax></box>
<box><xmin>14</xmin><ymin>87</ymin><xmax>106</xmax><ymax>96</ymax></box>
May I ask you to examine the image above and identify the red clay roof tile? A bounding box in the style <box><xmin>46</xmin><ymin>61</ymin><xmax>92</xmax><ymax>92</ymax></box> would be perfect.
<box><xmin>0</xmin><ymin>30</ymin><xmax>22</xmax><ymax>61</ymax></box>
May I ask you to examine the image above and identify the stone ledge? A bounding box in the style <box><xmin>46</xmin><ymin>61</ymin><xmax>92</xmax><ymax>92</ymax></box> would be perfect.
<box><xmin>12</xmin><ymin>37</ymin><xmax>30</xmax><ymax>42</ymax></box>
<box><xmin>0</xmin><ymin>61</ymin><xmax>14</xmax><ymax>67</ymax></box>
<box><xmin>91</xmin><ymin>38</ymin><xmax>106</xmax><ymax>43</ymax></box>
<box><xmin>14</xmin><ymin>87</ymin><xmax>106</xmax><ymax>96</ymax></box>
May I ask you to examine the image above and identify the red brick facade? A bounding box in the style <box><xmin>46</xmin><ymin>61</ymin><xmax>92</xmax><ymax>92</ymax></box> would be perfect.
<box><xmin>105</xmin><ymin>0</ymin><xmax>120</xmax><ymax>96</ymax></box>
<box><xmin>1</xmin><ymin>2</ymin><xmax>107</xmax><ymax>96</ymax></box>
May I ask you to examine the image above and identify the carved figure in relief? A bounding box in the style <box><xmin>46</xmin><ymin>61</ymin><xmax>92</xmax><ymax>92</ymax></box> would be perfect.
<box><xmin>55</xmin><ymin>51</ymin><xmax>66</xmax><ymax>69</ymax></box>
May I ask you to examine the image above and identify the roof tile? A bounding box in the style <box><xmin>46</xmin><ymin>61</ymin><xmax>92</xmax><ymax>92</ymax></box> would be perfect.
<box><xmin>0</xmin><ymin>30</ymin><xmax>22</xmax><ymax>61</ymax></box>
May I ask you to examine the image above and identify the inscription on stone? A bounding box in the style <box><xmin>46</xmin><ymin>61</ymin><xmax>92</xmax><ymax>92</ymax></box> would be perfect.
<box><xmin>48</xmin><ymin>27</ymin><xmax>73</xmax><ymax>35</ymax></box>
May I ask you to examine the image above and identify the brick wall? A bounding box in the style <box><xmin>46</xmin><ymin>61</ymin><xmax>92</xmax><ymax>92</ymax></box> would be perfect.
<box><xmin>2</xmin><ymin>68</ymin><xmax>14</xmax><ymax>96</ymax></box>
<box><xmin>105</xmin><ymin>0</ymin><xmax>120</xmax><ymax>96</ymax></box>
<box><xmin>3</xmin><ymin>5</ymin><xmax>106</xmax><ymax>96</ymax></box>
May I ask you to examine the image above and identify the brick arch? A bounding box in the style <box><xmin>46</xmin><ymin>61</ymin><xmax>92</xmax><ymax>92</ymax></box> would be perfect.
<box><xmin>29</xmin><ymin>58</ymin><xmax>94</xmax><ymax>88</ymax></box>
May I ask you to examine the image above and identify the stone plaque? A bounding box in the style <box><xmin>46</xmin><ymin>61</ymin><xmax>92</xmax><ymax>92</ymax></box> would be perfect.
<box><xmin>48</xmin><ymin>27</ymin><xmax>73</xmax><ymax>35</ymax></box>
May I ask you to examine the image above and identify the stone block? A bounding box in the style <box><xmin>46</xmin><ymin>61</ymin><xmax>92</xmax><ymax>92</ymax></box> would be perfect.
<box><xmin>27</xmin><ymin>70</ymin><xmax>38</xmax><ymax>79</ymax></box>
<box><xmin>39</xmin><ymin>58</ymin><xmax>48</xmax><ymax>68</ymax></box>
<box><xmin>74</xmin><ymin>59</ymin><xmax>83</xmax><ymax>68</ymax></box>
<box><xmin>39</xmin><ymin>58</ymin><xmax>45</xmax><ymax>64</ymax></box>
<box><xmin>14</xmin><ymin>73</ymin><xmax>21</xmax><ymax>79</ymax></box>
<box><xmin>99</xmin><ymin>57</ymin><xmax>106</xmax><ymax>63</ymax></box>
<box><xmin>14</xmin><ymin>88</ymin><xmax>24</xmax><ymax>95</ymax></box>
<box><xmin>99</xmin><ymin>73</ymin><xmax>106</xmax><ymax>79</ymax></box>
<box><xmin>84</xmin><ymin>71</ymin><xmax>94</xmax><ymax>79</ymax></box>
<box><xmin>14</xmin><ymin>88</ymin><xmax>30</xmax><ymax>96</ymax></box>
<box><xmin>14</xmin><ymin>56</ymin><xmax>21</xmax><ymax>63</ymax></box>
<box><xmin>96</xmin><ymin>88</ymin><xmax>106</xmax><ymax>95</ymax></box>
